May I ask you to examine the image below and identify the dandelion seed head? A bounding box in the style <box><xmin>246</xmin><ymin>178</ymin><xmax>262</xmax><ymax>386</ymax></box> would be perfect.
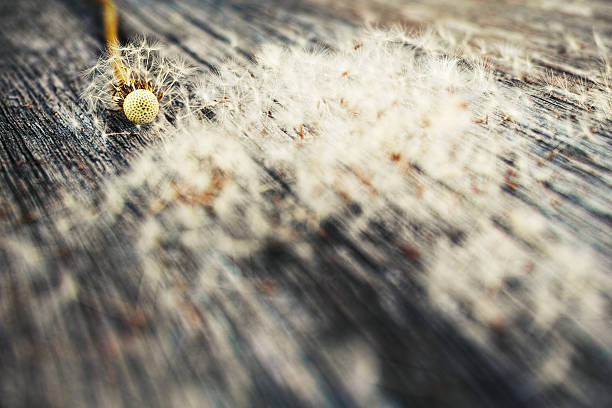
<box><xmin>123</xmin><ymin>89</ymin><xmax>159</xmax><ymax>124</ymax></box>
<box><xmin>83</xmin><ymin>38</ymin><xmax>198</xmax><ymax>130</ymax></box>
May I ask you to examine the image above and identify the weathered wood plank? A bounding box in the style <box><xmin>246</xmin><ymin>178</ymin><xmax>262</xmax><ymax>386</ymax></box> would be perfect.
<box><xmin>1</xmin><ymin>0</ymin><xmax>611</xmax><ymax>407</ymax></box>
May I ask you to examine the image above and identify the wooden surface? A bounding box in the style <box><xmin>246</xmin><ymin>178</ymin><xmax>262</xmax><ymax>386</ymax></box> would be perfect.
<box><xmin>1</xmin><ymin>0</ymin><xmax>611</xmax><ymax>407</ymax></box>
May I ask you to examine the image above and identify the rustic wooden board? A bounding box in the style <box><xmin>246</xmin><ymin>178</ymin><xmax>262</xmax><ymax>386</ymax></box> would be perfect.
<box><xmin>1</xmin><ymin>0</ymin><xmax>610</xmax><ymax>407</ymax></box>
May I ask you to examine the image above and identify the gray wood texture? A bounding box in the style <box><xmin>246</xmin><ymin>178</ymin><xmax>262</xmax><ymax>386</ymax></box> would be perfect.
<box><xmin>1</xmin><ymin>0</ymin><xmax>610</xmax><ymax>407</ymax></box>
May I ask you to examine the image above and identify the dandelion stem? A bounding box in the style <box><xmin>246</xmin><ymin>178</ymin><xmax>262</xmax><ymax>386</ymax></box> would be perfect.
<box><xmin>96</xmin><ymin>0</ymin><xmax>127</xmax><ymax>83</ymax></box>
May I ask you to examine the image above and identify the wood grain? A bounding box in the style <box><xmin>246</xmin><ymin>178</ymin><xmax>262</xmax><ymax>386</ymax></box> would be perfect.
<box><xmin>0</xmin><ymin>0</ymin><xmax>610</xmax><ymax>406</ymax></box>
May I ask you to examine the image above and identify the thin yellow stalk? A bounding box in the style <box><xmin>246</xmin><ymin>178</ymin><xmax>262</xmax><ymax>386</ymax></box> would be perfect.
<box><xmin>97</xmin><ymin>0</ymin><xmax>127</xmax><ymax>83</ymax></box>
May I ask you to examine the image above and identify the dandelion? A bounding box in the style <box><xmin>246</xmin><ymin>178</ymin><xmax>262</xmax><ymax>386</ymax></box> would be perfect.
<box><xmin>85</xmin><ymin>0</ymin><xmax>194</xmax><ymax>127</ymax></box>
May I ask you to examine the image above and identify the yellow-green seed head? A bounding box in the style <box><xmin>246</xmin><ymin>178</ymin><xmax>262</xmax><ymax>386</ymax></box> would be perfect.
<box><xmin>123</xmin><ymin>89</ymin><xmax>160</xmax><ymax>124</ymax></box>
